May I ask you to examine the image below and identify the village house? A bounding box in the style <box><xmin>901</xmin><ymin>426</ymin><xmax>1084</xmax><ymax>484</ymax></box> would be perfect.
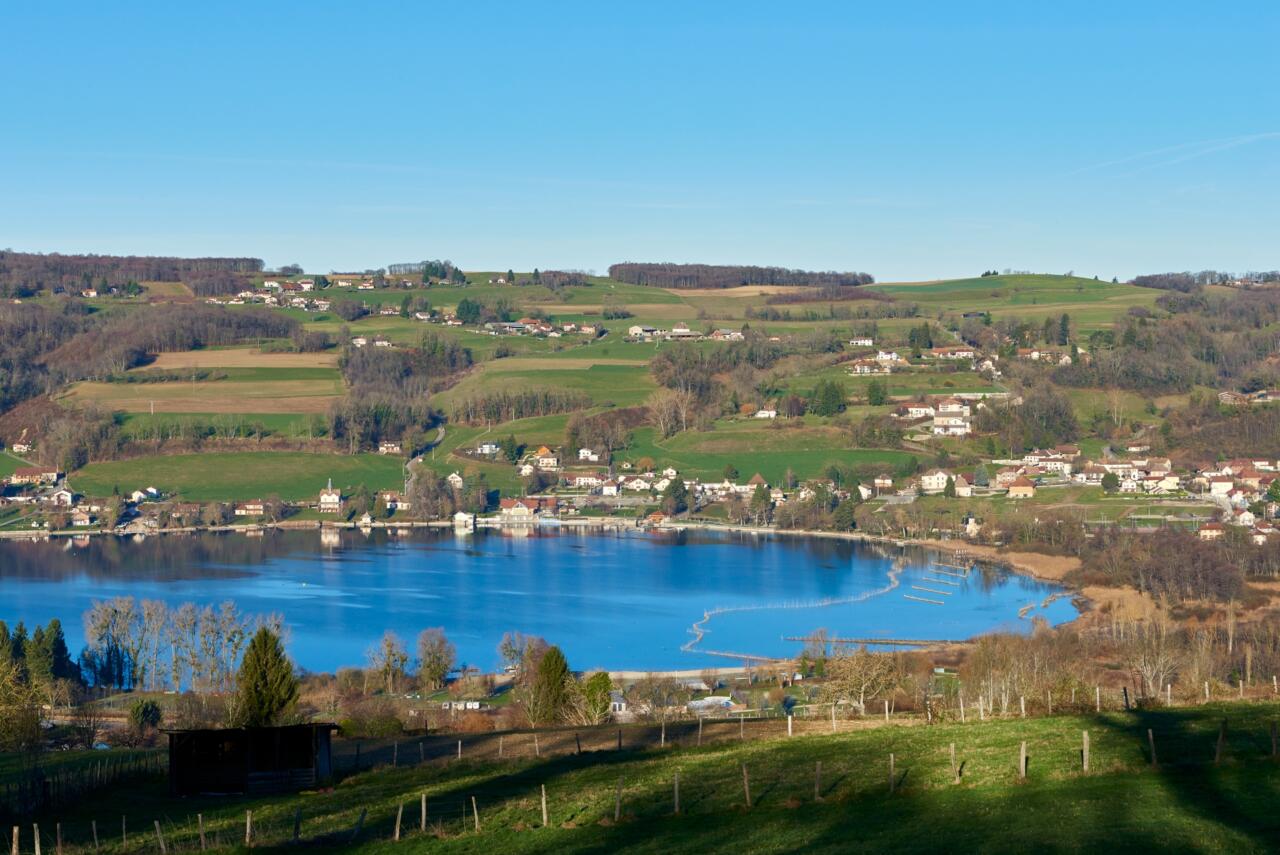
<box><xmin>754</xmin><ymin>408</ymin><xmax>778</xmax><ymax>419</ymax></box>
<box><xmin>873</xmin><ymin>474</ymin><xmax>895</xmax><ymax>493</ymax></box>
<box><xmin>318</xmin><ymin>479</ymin><xmax>343</xmax><ymax>513</ymax></box>
<box><xmin>600</xmin><ymin>479</ymin><xmax>620</xmax><ymax>497</ymax></box>
<box><xmin>1199</xmin><ymin>522</ymin><xmax>1225</xmax><ymax>541</ymax></box>
<box><xmin>568</xmin><ymin>472</ymin><xmax>607</xmax><ymax>489</ymax></box>
<box><xmin>378</xmin><ymin>440</ymin><xmax>403</xmax><ymax>455</ymax></box>
<box><xmin>849</xmin><ymin>336</ymin><xmax>875</xmax><ymax>347</ymax></box>
<box><xmin>476</xmin><ymin>441</ymin><xmax>501</xmax><ymax>456</ymax></box>
<box><xmin>446</xmin><ymin>472</ymin><xmax>465</xmax><ymax>490</ymax></box>
<box><xmin>498</xmin><ymin>496</ymin><xmax>558</xmax><ymax>522</ymax></box>
<box><xmin>710</xmin><ymin>328</ymin><xmax>745</xmax><ymax>342</ymax></box>
<box><xmin>70</xmin><ymin>510</ymin><xmax>95</xmax><ymax>527</ymax></box>
<box><xmin>532</xmin><ymin>446</ymin><xmax>560</xmax><ymax>470</ymax></box>
<box><xmin>895</xmin><ymin>402</ymin><xmax>936</xmax><ymax>420</ymax></box>
<box><xmin>667</xmin><ymin>322</ymin><xmax>700</xmax><ymax>340</ymax></box>
<box><xmin>919</xmin><ymin>469</ymin><xmax>951</xmax><ymax>494</ymax></box>
<box><xmin>577</xmin><ymin>448</ymin><xmax>601</xmax><ymax>463</ymax></box>
<box><xmin>849</xmin><ymin>359</ymin><xmax>891</xmax><ymax>376</ymax></box>
<box><xmin>234</xmin><ymin>500</ymin><xmax>266</xmax><ymax>517</ymax></box>
<box><xmin>380</xmin><ymin>491</ymin><xmax>411</xmax><ymax>512</ymax></box>
<box><xmin>954</xmin><ymin>474</ymin><xmax>973</xmax><ymax>497</ymax></box>
<box><xmin>927</xmin><ymin>345</ymin><xmax>976</xmax><ymax>360</ymax></box>
<box><xmin>876</xmin><ymin>350</ymin><xmax>903</xmax><ymax>363</ymax></box>
<box><xmin>1007</xmin><ymin>476</ymin><xmax>1037</xmax><ymax>499</ymax></box>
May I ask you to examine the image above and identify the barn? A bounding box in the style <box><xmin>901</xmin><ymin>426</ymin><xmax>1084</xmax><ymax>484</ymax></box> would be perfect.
<box><xmin>167</xmin><ymin>723</ymin><xmax>337</xmax><ymax>796</ymax></box>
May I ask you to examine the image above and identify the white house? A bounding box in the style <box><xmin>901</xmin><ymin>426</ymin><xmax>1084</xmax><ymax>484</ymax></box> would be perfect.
<box><xmin>446</xmin><ymin>472</ymin><xmax>465</xmax><ymax>490</ymax></box>
<box><xmin>319</xmin><ymin>479</ymin><xmax>343</xmax><ymax>513</ymax></box>
<box><xmin>578</xmin><ymin>448</ymin><xmax>601</xmax><ymax>462</ymax></box>
<box><xmin>920</xmin><ymin>469</ymin><xmax>951</xmax><ymax>493</ymax></box>
<box><xmin>755</xmin><ymin>409</ymin><xmax>778</xmax><ymax>419</ymax></box>
<box><xmin>849</xmin><ymin>337</ymin><xmax>875</xmax><ymax>347</ymax></box>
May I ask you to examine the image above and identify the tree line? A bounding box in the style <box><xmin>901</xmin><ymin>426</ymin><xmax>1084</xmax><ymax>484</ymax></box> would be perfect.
<box><xmin>608</xmin><ymin>262</ymin><xmax>874</xmax><ymax>290</ymax></box>
<box><xmin>0</xmin><ymin>250</ymin><xmax>262</xmax><ymax>298</ymax></box>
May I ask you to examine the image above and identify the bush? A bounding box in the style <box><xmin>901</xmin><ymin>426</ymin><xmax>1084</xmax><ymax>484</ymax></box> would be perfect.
<box><xmin>339</xmin><ymin>698</ymin><xmax>404</xmax><ymax>738</ymax></box>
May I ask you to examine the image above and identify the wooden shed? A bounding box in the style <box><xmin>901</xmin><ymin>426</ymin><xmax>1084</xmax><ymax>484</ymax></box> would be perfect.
<box><xmin>167</xmin><ymin>723</ymin><xmax>336</xmax><ymax>796</ymax></box>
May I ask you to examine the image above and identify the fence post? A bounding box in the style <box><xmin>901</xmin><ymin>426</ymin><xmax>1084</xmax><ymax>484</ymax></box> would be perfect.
<box><xmin>540</xmin><ymin>785</ymin><xmax>549</xmax><ymax>828</ymax></box>
<box><xmin>153</xmin><ymin>821</ymin><xmax>166</xmax><ymax>855</ymax></box>
<box><xmin>575</xmin><ymin>733</ymin><xmax>582</xmax><ymax>755</ymax></box>
<box><xmin>1215</xmin><ymin>719</ymin><xmax>1227</xmax><ymax>765</ymax></box>
<box><xmin>31</xmin><ymin>827</ymin><xmax>38</xmax><ymax>855</ymax></box>
<box><xmin>950</xmin><ymin>743</ymin><xmax>959</xmax><ymax>783</ymax></box>
<box><xmin>959</xmin><ymin>694</ymin><xmax>966</xmax><ymax>723</ymax></box>
<box><xmin>742</xmin><ymin>764</ymin><xmax>752</xmax><ymax>807</ymax></box>
<box><xmin>471</xmin><ymin>797</ymin><xmax>480</xmax><ymax>833</ymax></box>
<box><xmin>615</xmin><ymin>776</ymin><xmax>624</xmax><ymax>822</ymax></box>
<box><xmin>9</xmin><ymin>826</ymin><xmax>15</xmax><ymax>855</ymax></box>
<box><xmin>814</xmin><ymin>761</ymin><xmax>822</xmax><ymax>801</ymax></box>
<box><xmin>1095</xmin><ymin>686</ymin><xmax>1101</xmax><ymax>712</ymax></box>
<box><xmin>699</xmin><ymin>716</ymin><xmax>704</xmax><ymax>745</ymax></box>
<box><xmin>349</xmin><ymin>809</ymin><xmax>366</xmax><ymax>844</ymax></box>
<box><xmin>245</xmin><ymin>810</ymin><xmax>253</xmax><ymax>848</ymax></box>
<box><xmin>1204</xmin><ymin>681</ymin><xmax>1210</xmax><ymax>702</ymax></box>
<box><xmin>292</xmin><ymin>808</ymin><xmax>301</xmax><ymax>844</ymax></box>
<box><xmin>420</xmin><ymin>794</ymin><xmax>427</xmax><ymax>833</ymax></box>
<box><xmin>1166</xmin><ymin>684</ymin><xmax>1172</xmax><ymax>706</ymax></box>
<box><xmin>393</xmin><ymin>741</ymin><xmax>398</xmax><ymax>767</ymax></box>
<box><xmin>534</xmin><ymin>733</ymin><xmax>540</xmax><ymax>757</ymax></box>
<box><xmin>1272</xmin><ymin>721</ymin><xmax>1278</xmax><ymax>759</ymax></box>
<box><xmin>1047</xmin><ymin>691</ymin><xmax>1052</xmax><ymax>716</ymax></box>
<box><xmin>1019</xmin><ymin>741</ymin><xmax>1028</xmax><ymax>779</ymax></box>
<box><xmin>91</xmin><ymin>820</ymin><xmax>98</xmax><ymax>854</ymax></box>
<box><xmin>740</xmin><ymin>714</ymin><xmax>745</xmax><ymax>740</ymax></box>
<box><xmin>787</xmin><ymin>715</ymin><xmax>793</xmax><ymax>737</ymax></box>
<box><xmin>55</xmin><ymin>824</ymin><xmax>61</xmax><ymax>855</ymax></box>
<box><xmin>617</xmin><ymin>729</ymin><xmax>622</xmax><ymax>751</ymax></box>
<box><xmin>888</xmin><ymin>754</ymin><xmax>895</xmax><ymax>793</ymax></box>
<box><xmin>457</xmin><ymin>740</ymin><xmax>462</xmax><ymax>761</ymax></box>
<box><xmin>830</xmin><ymin>704</ymin><xmax>836</xmax><ymax>732</ymax></box>
<box><xmin>198</xmin><ymin>814</ymin><xmax>206</xmax><ymax>850</ymax></box>
<box><xmin>1147</xmin><ymin>729</ymin><xmax>1158</xmax><ymax>768</ymax></box>
<box><xmin>121</xmin><ymin>817</ymin><xmax>126</xmax><ymax>848</ymax></box>
<box><xmin>673</xmin><ymin>772</ymin><xmax>680</xmax><ymax>815</ymax></box>
<box><xmin>498</xmin><ymin>736</ymin><xmax>504</xmax><ymax>759</ymax></box>
<box><xmin>419</xmin><ymin>742</ymin><xmax>425</xmax><ymax>764</ymax></box>
<box><xmin>661</xmin><ymin>721</ymin><xmax>666</xmax><ymax>748</ymax></box>
<box><xmin>1082</xmin><ymin>730</ymin><xmax>1090</xmax><ymax>772</ymax></box>
<box><xmin>394</xmin><ymin>804</ymin><xmax>403</xmax><ymax>842</ymax></box>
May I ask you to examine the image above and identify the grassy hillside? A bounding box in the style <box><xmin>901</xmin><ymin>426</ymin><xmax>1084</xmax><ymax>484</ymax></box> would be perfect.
<box><xmin>70</xmin><ymin>451</ymin><xmax>405</xmax><ymax>502</ymax></box>
<box><xmin>17</xmin><ymin>702</ymin><xmax>1280</xmax><ymax>853</ymax></box>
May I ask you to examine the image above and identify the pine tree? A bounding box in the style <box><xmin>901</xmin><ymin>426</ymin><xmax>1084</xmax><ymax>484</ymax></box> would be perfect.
<box><xmin>525</xmin><ymin>645</ymin><xmax>570</xmax><ymax>725</ymax></box>
<box><xmin>231</xmin><ymin>628</ymin><xmax>298</xmax><ymax>727</ymax></box>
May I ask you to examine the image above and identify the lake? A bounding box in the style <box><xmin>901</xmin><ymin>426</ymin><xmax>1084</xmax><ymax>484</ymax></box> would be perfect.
<box><xmin>0</xmin><ymin>528</ymin><xmax>1078</xmax><ymax>673</ymax></box>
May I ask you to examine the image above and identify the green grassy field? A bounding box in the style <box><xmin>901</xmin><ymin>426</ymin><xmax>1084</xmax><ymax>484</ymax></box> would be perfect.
<box><xmin>70</xmin><ymin>452</ymin><xmax>405</xmax><ymax>501</ymax></box>
<box><xmin>115</xmin><ymin>412</ymin><xmax>320</xmax><ymax>439</ymax></box>
<box><xmin>0</xmin><ymin>450</ymin><xmax>34</xmax><ymax>478</ymax></box>
<box><xmin>14</xmin><ymin>702</ymin><xmax>1280</xmax><ymax>853</ymax></box>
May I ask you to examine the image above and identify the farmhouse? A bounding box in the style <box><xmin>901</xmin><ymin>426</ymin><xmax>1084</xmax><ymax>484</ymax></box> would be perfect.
<box><xmin>532</xmin><ymin>446</ymin><xmax>560</xmax><ymax>470</ymax></box>
<box><xmin>919</xmin><ymin>469</ymin><xmax>951</xmax><ymax>493</ymax></box>
<box><xmin>849</xmin><ymin>359</ymin><xmax>890</xmax><ymax>375</ymax></box>
<box><xmin>9</xmin><ymin>467</ymin><xmax>60</xmax><ymax>486</ymax></box>
<box><xmin>577</xmin><ymin>448</ymin><xmax>601</xmax><ymax>462</ymax></box>
<box><xmin>849</xmin><ymin>337</ymin><xmax>875</xmax><ymax>347</ymax></box>
<box><xmin>378</xmin><ymin>440</ymin><xmax>403</xmax><ymax>455</ymax></box>
<box><xmin>446</xmin><ymin>472</ymin><xmax>465</xmax><ymax>489</ymax></box>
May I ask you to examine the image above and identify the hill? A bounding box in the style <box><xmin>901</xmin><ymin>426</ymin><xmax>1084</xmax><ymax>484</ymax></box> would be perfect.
<box><xmin>15</xmin><ymin>701</ymin><xmax>1280</xmax><ymax>853</ymax></box>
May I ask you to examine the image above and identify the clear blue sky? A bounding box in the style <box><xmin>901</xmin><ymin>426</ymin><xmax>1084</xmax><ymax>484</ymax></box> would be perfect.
<box><xmin>2</xmin><ymin>2</ymin><xmax>1277</xmax><ymax>281</ymax></box>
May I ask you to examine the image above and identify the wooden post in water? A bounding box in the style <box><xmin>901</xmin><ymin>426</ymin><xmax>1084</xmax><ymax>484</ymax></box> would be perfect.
<box><xmin>1147</xmin><ymin>729</ymin><xmax>1158</xmax><ymax>768</ymax></box>
<box><xmin>419</xmin><ymin>742</ymin><xmax>425</xmax><ymax>764</ymax></box>
<box><xmin>742</xmin><ymin>764</ymin><xmax>752</xmax><ymax>807</ymax></box>
<box><xmin>540</xmin><ymin>785</ymin><xmax>549</xmax><ymax>828</ymax></box>
<box><xmin>617</xmin><ymin>729</ymin><xmax>622</xmax><ymax>751</ymax></box>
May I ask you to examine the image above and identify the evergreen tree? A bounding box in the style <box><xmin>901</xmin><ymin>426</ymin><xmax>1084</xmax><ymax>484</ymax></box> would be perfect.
<box><xmin>749</xmin><ymin>483</ymin><xmax>773</xmax><ymax>524</ymax></box>
<box><xmin>866</xmin><ymin>379</ymin><xmax>887</xmax><ymax>406</ymax></box>
<box><xmin>661</xmin><ymin>477</ymin><xmax>689</xmax><ymax>515</ymax></box>
<box><xmin>1057</xmin><ymin>313</ymin><xmax>1071</xmax><ymax>345</ymax></box>
<box><xmin>943</xmin><ymin>476</ymin><xmax>956</xmax><ymax>498</ymax></box>
<box><xmin>506</xmin><ymin>268</ymin><xmax>515</xmax><ymax>283</ymax></box>
<box><xmin>525</xmin><ymin>645</ymin><xmax>570</xmax><ymax>725</ymax></box>
<box><xmin>231</xmin><ymin>628</ymin><xmax>298</xmax><ymax>727</ymax></box>
<box><xmin>532</xmin><ymin>268</ymin><xmax>541</xmax><ymax>284</ymax></box>
<box><xmin>831</xmin><ymin>498</ymin><xmax>858</xmax><ymax>530</ymax></box>
<box><xmin>722</xmin><ymin>464</ymin><xmax>739</xmax><ymax>481</ymax></box>
<box><xmin>1101</xmin><ymin>472</ymin><xmax>1121</xmax><ymax>493</ymax></box>
<box><xmin>399</xmin><ymin>295</ymin><xmax>411</xmax><ymax>318</ymax></box>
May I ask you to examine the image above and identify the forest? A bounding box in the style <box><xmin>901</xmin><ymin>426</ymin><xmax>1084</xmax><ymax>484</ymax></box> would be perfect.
<box><xmin>608</xmin><ymin>262</ymin><xmax>874</xmax><ymax>289</ymax></box>
<box><xmin>0</xmin><ymin>250</ymin><xmax>262</xmax><ymax>297</ymax></box>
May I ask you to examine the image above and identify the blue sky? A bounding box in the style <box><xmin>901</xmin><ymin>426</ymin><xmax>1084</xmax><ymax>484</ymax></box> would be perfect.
<box><xmin>2</xmin><ymin>2</ymin><xmax>1277</xmax><ymax>280</ymax></box>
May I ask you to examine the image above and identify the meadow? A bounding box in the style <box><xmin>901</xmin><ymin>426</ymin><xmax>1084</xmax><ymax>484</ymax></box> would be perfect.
<box><xmin>11</xmin><ymin>701</ymin><xmax>1280</xmax><ymax>853</ymax></box>
<box><xmin>70</xmin><ymin>452</ymin><xmax>405</xmax><ymax>502</ymax></box>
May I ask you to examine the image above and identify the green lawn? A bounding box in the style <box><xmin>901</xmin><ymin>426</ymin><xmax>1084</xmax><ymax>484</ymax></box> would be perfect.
<box><xmin>116</xmin><ymin>412</ymin><xmax>320</xmax><ymax>439</ymax></box>
<box><xmin>70</xmin><ymin>452</ymin><xmax>406</xmax><ymax>502</ymax></box>
<box><xmin>15</xmin><ymin>702</ymin><xmax>1280</xmax><ymax>853</ymax></box>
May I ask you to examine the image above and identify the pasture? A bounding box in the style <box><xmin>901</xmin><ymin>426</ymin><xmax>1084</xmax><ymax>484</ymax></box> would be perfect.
<box><xmin>70</xmin><ymin>451</ymin><xmax>405</xmax><ymax>502</ymax></box>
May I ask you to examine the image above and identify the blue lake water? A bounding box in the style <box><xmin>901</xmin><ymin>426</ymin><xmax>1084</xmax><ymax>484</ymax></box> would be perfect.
<box><xmin>0</xmin><ymin>529</ymin><xmax>1078</xmax><ymax>673</ymax></box>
